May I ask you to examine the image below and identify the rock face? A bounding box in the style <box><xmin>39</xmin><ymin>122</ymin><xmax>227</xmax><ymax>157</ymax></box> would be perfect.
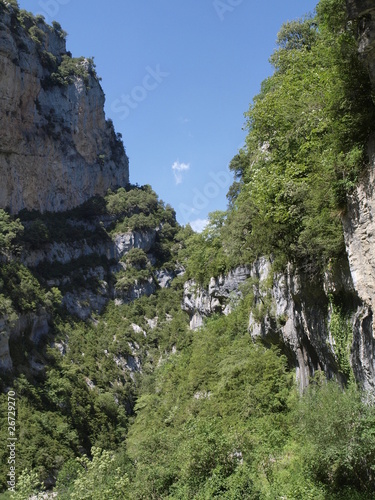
<box><xmin>341</xmin><ymin>137</ymin><xmax>375</xmax><ymax>392</ymax></box>
<box><xmin>183</xmin><ymin>260</ymin><xmax>340</xmax><ymax>390</ymax></box>
<box><xmin>0</xmin><ymin>4</ymin><xmax>129</xmax><ymax>214</ymax></box>
<box><xmin>21</xmin><ymin>227</ymin><xmax>158</xmax><ymax>267</ymax></box>
<box><xmin>248</xmin><ymin>259</ymin><xmax>354</xmax><ymax>391</ymax></box>
<box><xmin>342</xmin><ymin>138</ymin><xmax>375</xmax><ymax>317</ymax></box>
<box><xmin>347</xmin><ymin>0</ymin><xmax>375</xmax><ymax>89</ymax></box>
<box><xmin>340</xmin><ymin>0</ymin><xmax>375</xmax><ymax>392</ymax></box>
<box><xmin>181</xmin><ymin>3</ymin><xmax>375</xmax><ymax>393</ymax></box>
<box><xmin>0</xmin><ymin>311</ymin><xmax>50</xmax><ymax>372</ymax></box>
<box><xmin>182</xmin><ymin>266</ymin><xmax>251</xmax><ymax>329</ymax></box>
<box><xmin>184</xmin><ymin>257</ymin><xmax>364</xmax><ymax>391</ymax></box>
<box><xmin>0</xmin><ymin>220</ymin><xmax>181</xmax><ymax>365</ymax></box>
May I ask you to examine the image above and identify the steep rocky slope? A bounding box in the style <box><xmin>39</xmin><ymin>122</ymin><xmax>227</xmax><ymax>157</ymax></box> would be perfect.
<box><xmin>183</xmin><ymin>1</ymin><xmax>375</xmax><ymax>394</ymax></box>
<box><xmin>0</xmin><ymin>3</ymin><xmax>129</xmax><ymax>213</ymax></box>
<box><xmin>182</xmin><ymin>258</ymin><xmax>352</xmax><ymax>390</ymax></box>
<box><xmin>2</xmin><ymin>0</ymin><xmax>375</xmax><ymax>397</ymax></box>
<box><xmin>0</xmin><ymin>183</ymin><xmax>183</xmax><ymax>377</ymax></box>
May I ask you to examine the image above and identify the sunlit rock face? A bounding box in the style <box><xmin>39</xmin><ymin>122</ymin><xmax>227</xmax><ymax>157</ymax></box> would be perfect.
<box><xmin>0</xmin><ymin>5</ymin><xmax>129</xmax><ymax>214</ymax></box>
<box><xmin>341</xmin><ymin>134</ymin><xmax>375</xmax><ymax>393</ymax></box>
<box><xmin>340</xmin><ymin>0</ymin><xmax>375</xmax><ymax>392</ymax></box>
<box><xmin>182</xmin><ymin>266</ymin><xmax>251</xmax><ymax>330</ymax></box>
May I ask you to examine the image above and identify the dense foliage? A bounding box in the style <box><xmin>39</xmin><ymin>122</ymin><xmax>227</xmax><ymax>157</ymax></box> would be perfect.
<box><xmin>182</xmin><ymin>0</ymin><xmax>375</xmax><ymax>284</ymax></box>
<box><xmin>123</xmin><ymin>305</ymin><xmax>375</xmax><ymax>499</ymax></box>
<box><xmin>1</xmin><ymin>0</ymin><xmax>375</xmax><ymax>498</ymax></box>
<box><xmin>17</xmin><ymin>302</ymin><xmax>374</xmax><ymax>499</ymax></box>
<box><xmin>0</xmin><ymin>185</ymin><xmax>189</xmax><ymax>494</ymax></box>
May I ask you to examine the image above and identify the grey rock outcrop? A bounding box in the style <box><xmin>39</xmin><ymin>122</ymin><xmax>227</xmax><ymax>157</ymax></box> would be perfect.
<box><xmin>337</xmin><ymin>0</ymin><xmax>375</xmax><ymax>392</ymax></box>
<box><xmin>22</xmin><ymin>228</ymin><xmax>157</xmax><ymax>268</ymax></box>
<box><xmin>0</xmin><ymin>310</ymin><xmax>50</xmax><ymax>372</ymax></box>
<box><xmin>0</xmin><ymin>223</ymin><xmax>167</xmax><ymax>367</ymax></box>
<box><xmin>341</xmin><ymin>136</ymin><xmax>375</xmax><ymax>392</ymax></box>
<box><xmin>115</xmin><ymin>277</ymin><xmax>156</xmax><ymax>306</ymax></box>
<box><xmin>182</xmin><ymin>266</ymin><xmax>251</xmax><ymax>329</ymax></box>
<box><xmin>0</xmin><ymin>323</ymin><xmax>12</xmax><ymax>371</ymax></box>
<box><xmin>248</xmin><ymin>260</ymin><xmax>348</xmax><ymax>391</ymax></box>
<box><xmin>0</xmin><ymin>4</ymin><xmax>129</xmax><ymax>214</ymax></box>
<box><xmin>183</xmin><ymin>258</ymin><xmax>367</xmax><ymax>391</ymax></box>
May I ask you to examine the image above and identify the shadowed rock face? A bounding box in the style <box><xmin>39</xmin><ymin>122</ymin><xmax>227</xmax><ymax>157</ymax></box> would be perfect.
<box><xmin>182</xmin><ymin>260</ymin><xmax>351</xmax><ymax>392</ymax></box>
<box><xmin>0</xmin><ymin>5</ymin><xmax>129</xmax><ymax>214</ymax></box>
<box><xmin>346</xmin><ymin>0</ymin><xmax>375</xmax><ymax>91</ymax></box>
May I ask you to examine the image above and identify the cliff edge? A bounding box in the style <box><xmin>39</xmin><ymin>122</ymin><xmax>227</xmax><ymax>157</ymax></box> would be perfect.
<box><xmin>0</xmin><ymin>3</ymin><xmax>129</xmax><ymax>214</ymax></box>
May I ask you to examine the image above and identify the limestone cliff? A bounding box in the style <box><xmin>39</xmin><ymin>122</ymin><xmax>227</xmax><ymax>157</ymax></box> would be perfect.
<box><xmin>0</xmin><ymin>3</ymin><xmax>129</xmax><ymax>213</ymax></box>
<box><xmin>339</xmin><ymin>0</ymin><xmax>375</xmax><ymax>391</ymax></box>
<box><xmin>182</xmin><ymin>1</ymin><xmax>375</xmax><ymax>393</ymax></box>
<box><xmin>182</xmin><ymin>266</ymin><xmax>251</xmax><ymax>330</ymax></box>
<box><xmin>0</xmin><ymin>216</ymin><xmax>180</xmax><ymax>372</ymax></box>
<box><xmin>182</xmin><ymin>259</ymin><xmax>353</xmax><ymax>391</ymax></box>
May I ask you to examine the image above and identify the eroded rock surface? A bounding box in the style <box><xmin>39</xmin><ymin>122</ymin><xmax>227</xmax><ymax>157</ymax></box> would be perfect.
<box><xmin>182</xmin><ymin>266</ymin><xmax>251</xmax><ymax>329</ymax></box>
<box><xmin>0</xmin><ymin>6</ymin><xmax>129</xmax><ymax>214</ymax></box>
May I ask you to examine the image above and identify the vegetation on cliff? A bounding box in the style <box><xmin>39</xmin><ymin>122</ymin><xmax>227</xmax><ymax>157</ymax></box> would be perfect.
<box><xmin>183</xmin><ymin>0</ymin><xmax>375</xmax><ymax>283</ymax></box>
<box><xmin>1</xmin><ymin>0</ymin><xmax>375</xmax><ymax>498</ymax></box>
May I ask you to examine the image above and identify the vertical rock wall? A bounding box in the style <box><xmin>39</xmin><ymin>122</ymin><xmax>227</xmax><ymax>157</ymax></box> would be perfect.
<box><xmin>0</xmin><ymin>4</ymin><xmax>129</xmax><ymax>214</ymax></box>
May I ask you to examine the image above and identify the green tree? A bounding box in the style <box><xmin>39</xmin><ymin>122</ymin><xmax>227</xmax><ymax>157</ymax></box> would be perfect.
<box><xmin>66</xmin><ymin>448</ymin><xmax>130</xmax><ymax>500</ymax></box>
<box><xmin>0</xmin><ymin>211</ymin><xmax>23</xmax><ymax>258</ymax></box>
<box><xmin>222</xmin><ymin>0</ymin><xmax>375</xmax><ymax>272</ymax></box>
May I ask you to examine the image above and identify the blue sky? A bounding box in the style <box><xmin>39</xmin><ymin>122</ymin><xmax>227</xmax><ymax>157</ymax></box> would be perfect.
<box><xmin>19</xmin><ymin>0</ymin><xmax>318</xmax><ymax>231</ymax></box>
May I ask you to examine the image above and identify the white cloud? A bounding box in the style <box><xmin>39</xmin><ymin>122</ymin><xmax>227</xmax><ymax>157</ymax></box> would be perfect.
<box><xmin>172</xmin><ymin>161</ymin><xmax>190</xmax><ymax>185</ymax></box>
<box><xmin>190</xmin><ymin>218</ymin><xmax>208</xmax><ymax>233</ymax></box>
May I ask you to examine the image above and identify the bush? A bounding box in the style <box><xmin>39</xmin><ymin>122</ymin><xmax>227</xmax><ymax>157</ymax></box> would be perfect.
<box><xmin>123</xmin><ymin>248</ymin><xmax>148</xmax><ymax>269</ymax></box>
<box><xmin>60</xmin><ymin>448</ymin><xmax>130</xmax><ymax>500</ymax></box>
<box><xmin>28</xmin><ymin>25</ymin><xmax>46</xmax><ymax>46</ymax></box>
<box><xmin>50</xmin><ymin>55</ymin><xmax>97</xmax><ymax>87</ymax></box>
<box><xmin>295</xmin><ymin>380</ymin><xmax>375</xmax><ymax>494</ymax></box>
<box><xmin>52</xmin><ymin>20</ymin><xmax>67</xmax><ymax>39</ymax></box>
